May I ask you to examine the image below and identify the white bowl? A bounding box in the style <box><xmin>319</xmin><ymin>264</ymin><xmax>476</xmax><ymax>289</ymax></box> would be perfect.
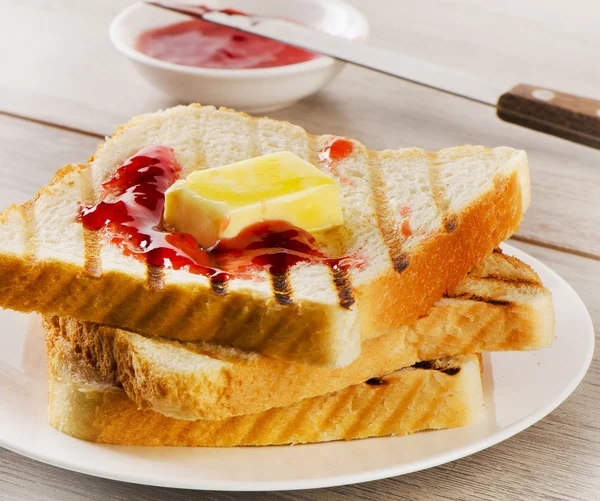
<box><xmin>109</xmin><ymin>0</ymin><xmax>369</xmax><ymax>113</ymax></box>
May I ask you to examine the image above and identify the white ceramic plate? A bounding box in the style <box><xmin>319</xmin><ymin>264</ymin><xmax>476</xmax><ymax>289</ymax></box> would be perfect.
<box><xmin>0</xmin><ymin>243</ymin><xmax>593</xmax><ymax>491</ymax></box>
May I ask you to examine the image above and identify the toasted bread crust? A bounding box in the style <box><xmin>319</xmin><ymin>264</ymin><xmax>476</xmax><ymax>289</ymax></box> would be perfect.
<box><xmin>43</xmin><ymin>252</ymin><xmax>554</xmax><ymax>421</ymax></box>
<box><xmin>0</xmin><ymin>106</ymin><xmax>529</xmax><ymax>367</ymax></box>
<box><xmin>357</xmin><ymin>171</ymin><xmax>523</xmax><ymax>338</ymax></box>
<box><xmin>0</xmin><ymin>256</ymin><xmax>354</xmax><ymax>366</ymax></box>
<box><xmin>46</xmin><ymin>333</ymin><xmax>484</xmax><ymax>446</ymax></box>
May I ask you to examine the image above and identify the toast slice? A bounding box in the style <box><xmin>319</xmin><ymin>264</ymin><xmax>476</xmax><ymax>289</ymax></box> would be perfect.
<box><xmin>45</xmin><ymin>250</ymin><xmax>553</xmax><ymax>421</ymax></box>
<box><xmin>0</xmin><ymin>105</ymin><xmax>530</xmax><ymax>367</ymax></box>
<box><xmin>46</xmin><ymin>332</ymin><xmax>484</xmax><ymax>446</ymax></box>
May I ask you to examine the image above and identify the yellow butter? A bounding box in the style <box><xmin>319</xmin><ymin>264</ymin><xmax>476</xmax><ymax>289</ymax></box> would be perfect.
<box><xmin>164</xmin><ymin>151</ymin><xmax>344</xmax><ymax>248</ymax></box>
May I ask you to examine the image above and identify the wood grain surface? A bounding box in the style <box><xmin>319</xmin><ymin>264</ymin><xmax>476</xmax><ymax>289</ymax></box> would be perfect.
<box><xmin>0</xmin><ymin>0</ymin><xmax>599</xmax><ymax>499</ymax></box>
<box><xmin>343</xmin><ymin>0</ymin><xmax>600</xmax><ymax>103</ymax></box>
<box><xmin>0</xmin><ymin>115</ymin><xmax>100</xmax><ymax>208</ymax></box>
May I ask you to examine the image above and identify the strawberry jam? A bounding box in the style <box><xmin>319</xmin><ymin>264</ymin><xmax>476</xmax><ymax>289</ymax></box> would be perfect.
<box><xmin>319</xmin><ymin>138</ymin><xmax>354</xmax><ymax>184</ymax></box>
<box><xmin>80</xmin><ymin>146</ymin><xmax>214</xmax><ymax>274</ymax></box>
<box><xmin>214</xmin><ymin>220</ymin><xmax>358</xmax><ymax>276</ymax></box>
<box><xmin>321</xmin><ymin>138</ymin><xmax>354</xmax><ymax>163</ymax></box>
<box><xmin>79</xmin><ymin>145</ymin><xmax>362</xmax><ymax>294</ymax></box>
<box><xmin>136</xmin><ymin>18</ymin><xmax>318</xmax><ymax>70</ymax></box>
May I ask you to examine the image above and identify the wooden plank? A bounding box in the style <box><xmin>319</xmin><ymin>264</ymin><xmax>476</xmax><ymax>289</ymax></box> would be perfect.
<box><xmin>0</xmin><ymin>116</ymin><xmax>100</xmax><ymax>208</ymax></box>
<box><xmin>0</xmin><ymin>240</ymin><xmax>597</xmax><ymax>501</ymax></box>
<box><xmin>0</xmin><ymin>0</ymin><xmax>173</xmax><ymax>136</ymax></box>
<box><xmin>344</xmin><ymin>0</ymin><xmax>600</xmax><ymax>102</ymax></box>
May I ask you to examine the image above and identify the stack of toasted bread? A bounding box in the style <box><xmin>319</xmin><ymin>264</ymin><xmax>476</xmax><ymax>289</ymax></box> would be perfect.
<box><xmin>0</xmin><ymin>105</ymin><xmax>553</xmax><ymax>446</ymax></box>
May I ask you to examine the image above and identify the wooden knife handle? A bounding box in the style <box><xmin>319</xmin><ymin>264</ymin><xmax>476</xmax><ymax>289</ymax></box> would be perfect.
<box><xmin>497</xmin><ymin>84</ymin><xmax>600</xmax><ymax>149</ymax></box>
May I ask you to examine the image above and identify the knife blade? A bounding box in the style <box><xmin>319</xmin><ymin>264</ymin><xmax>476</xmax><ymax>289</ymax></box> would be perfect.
<box><xmin>145</xmin><ymin>1</ymin><xmax>502</xmax><ymax>106</ymax></box>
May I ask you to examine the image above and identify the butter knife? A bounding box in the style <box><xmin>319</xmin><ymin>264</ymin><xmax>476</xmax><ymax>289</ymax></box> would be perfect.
<box><xmin>146</xmin><ymin>1</ymin><xmax>600</xmax><ymax>149</ymax></box>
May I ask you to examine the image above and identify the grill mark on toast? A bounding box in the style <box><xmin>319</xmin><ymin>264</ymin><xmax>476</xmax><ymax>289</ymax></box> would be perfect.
<box><xmin>343</xmin><ymin>387</ymin><xmax>386</xmax><ymax>438</ymax></box>
<box><xmin>158</xmin><ymin>296</ymin><xmax>193</xmax><ymax>333</ymax></box>
<box><xmin>308</xmin><ymin>390</ymin><xmax>355</xmax><ymax>440</ymax></box>
<box><xmin>204</xmin><ymin>419</ymin><xmax>229</xmax><ymax>445</ymax></box>
<box><xmin>19</xmin><ymin>200</ymin><xmax>38</xmax><ymax>260</ymax></box>
<box><xmin>330</xmin><ymin>266</ymin><xmax>355</xmax><ymax>309</ymax></box>
<box><xmin>410</xmin><ymin>378</ymin><xmax>448</xmax><ymax>430</ymax></box>
<box><xmin>443</xmin><ymin>217</ymin><xmax>457</xmax><ymax>232</ymax></box>
<box><xmin>460</xmin><ymin>310</ymin><xmax>502</xmax><ymax>354</ymax></box>
<box><xmin>240</xmin><ymin>406</ymin><xmax>279</xmax><ymax>444</ymax></box>
<box><xmin>35</xmin><ymin>271</ymin><xmax>86</xmax><ymax>313</ymax></box>
<box><xmin>477</xmin><ymin>275</ymin><xmax>541</xmax><ymax>287</ymax></box>
<box><xmin>366</xmin><ymin>151</ymin><xmax>410</xmax><ymax>273</ymax></box>
<box><xmin>146</xmin><ymin>264</ymin><xmax>165</xmax><ymax>290</ymax></box>
<box><xmin>215</xmin><ymin>302</ymin><xmax>265</xmax><ymax>345</ymax></box>
<box><xmin>160</xmin><ymin>298</ymin><xmax>205</xmax><ymax>341</ymax></box>
<box><xmin>94</xmin><ymin>282</ymin><xmax>148</xmax><ymax>327</ymax></box>
<box><xmin>274</xmin><ymin>398</ymin><xmax>319</xmax><ymax>443</ymax></box>
<box><xmin>283</xmin><ymin>398</ymin><xmax>330</xmax><ymax>444</ymax></box>
<box><xmin>246</xmin><ymin>116</ymin><xmax>261</xmax><ymax>158</ymax></box>
<box><xmin>250</xmin><ymin>313</ymin><xmax>292</xmax><ymax>352</ymax></box>
<box><xmin>366</xmin><ymin>377</ymin><xmax>387</xmax><ymax>386</ymax></box>
<box><xmin>427</xmin><ymin>157</ymin><xmax>457</xmax><ymax>233</ymax></box>
<box><xmin>144</xmin><ymin>293</ymin><xmax>191</xmax><ymax>338</ymax></box>
<box><xmin>179</xmin><ymin>114</ymin><xmax>208</xmax><ymax>178</ymax></box>
<box><xmin>468</xmin><ymin>253</ymin><xmax>542</xmax><ymax>284</ymax></box>
<box><xmin>378</xmin><ymin>377</ymin><xmax>427</xmax><ymax>433</ymax></box>
<box><xmin>132</xmin><ymin>295</ymin><xmax>201</xmax><ymax>338</ymax></box>
<box><xmin>79</xmin><ymin>167</ymin><xmax>102</xmax><ymax>277</ymax></box>
<box><xmin>210</xmin><ymin>275</ymin><xmax>229</xmax><ymax>296</ymax></box>
<box><xmin>246</xmin><ymin>118</ymin><xmax>301</xmax><ymax>307</ymax></box>
<box><xmin>310</xmin><ymin>135</ymin><xmax>357</xmax><ymax>308</ymax></box>
<box><xmin>440</xmin><ymin>367</ymin><xmax>460</xmax><ymax>376</ymax></box>
<box><xmin>413</xmin><ymin>361</ymin><xmax>436</xmax><ymax>370</ymax></box>
<box><xmin>210</xmin><ymin>273</ymin><xmax>229</xmax><ymax>296</ymax></box>
<box><xmin>456</xmin><ymin>293</ymin><xmax>511</xmax><ymax>306</ymax></box>
<box><xmin>235</xmin><ymin>303</ymin><xmax>265</xmax><ymax>339</ymax></box>
<box><xmin>3</xmin><ymin>266</ymin><xmax>43</xmax><ymax>309</ymax></box>
<box><xmin>83</xmin><ymin>228</ymin><xmax>102</xmax><ymax>277</ymax></box>
<box><xmin>270</xmin><ymin>271</ymin><xmax>293</xmax><ymax>305</ymax></box>
<box><xmin>277</xmin><ymin>321</ymin><xmax>319</xmax><ymax>365</ymax></box>
<box><xmin>413</xmin><ymin>360</ymin><xmax>461</xmax><ymax>376</ymax></box>
<box><xmin>307</xmin><ymin>135</ymin><xmax>325</xmax><ymax>172</ymax></box>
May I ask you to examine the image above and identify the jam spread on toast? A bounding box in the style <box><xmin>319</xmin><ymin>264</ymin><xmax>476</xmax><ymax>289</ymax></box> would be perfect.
<box><xmin>80</xmin><ymin>146</ymin><xmax>213</xmax><ymax>274</ymax></box>
<box><xmin>136</xmin><ymin>17</ymin><xmax>318</xmax><ymax>70</ymax></box>
<box><xmin>322</xmin><ymin>139</ymin><xmax>354</xmax><ymax>163</ymax></box>
<box><xmin>400</xmin><ymin>218</ymin><xmax>412</xmax><ymax>237</ymax></box>
<box><xmin>319</xmin><ymin>138</ymin><xmax>354</xmax><ymax>184</ymax></box>
<box><xmin>80</xmin><ymin>146</ymin><xmax>361</xmax><ymax>302</ymax></box>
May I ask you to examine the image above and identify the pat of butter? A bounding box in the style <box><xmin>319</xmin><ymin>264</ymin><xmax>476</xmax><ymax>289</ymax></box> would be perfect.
<box><xmin>164</xmin><ymin>151</ymin><xmax>344</xmax><ymax>248</ymax></box>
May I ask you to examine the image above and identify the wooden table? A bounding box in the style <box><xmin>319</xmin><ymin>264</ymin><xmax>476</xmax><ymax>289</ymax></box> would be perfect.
<box><xmin>1</xmin><ymin>1</ymin><xmax>598</xmax><ymax>499</ymax></box>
